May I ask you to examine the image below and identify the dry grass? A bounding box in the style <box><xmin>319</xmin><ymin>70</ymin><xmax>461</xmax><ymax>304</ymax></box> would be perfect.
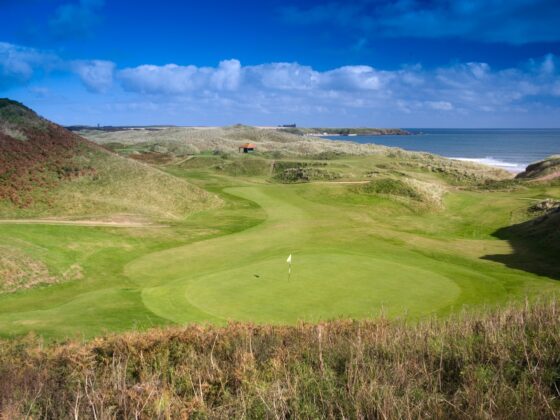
<box><xmin>1</xmin><ymin>299</ymin><xmax>559</xmax><ymax>419</ymax></box>
<box><xmin>0</xmin><ymin>246</ymin><xmax>57</xmax><ymax>293</ymax></box>
<box><xmin>0</xmin><ymin>147</ymin><xmax>222</xmax><ymax>222</ymax></box>
<box><xmin>49</xmin><ymin>152</ymin><xmax>222</xmax><ymax>221</ymax></box>
<box><xmin>403</xmin><ymin>177</ymin><xmax>447</xmax><ymax>209</ymax></box>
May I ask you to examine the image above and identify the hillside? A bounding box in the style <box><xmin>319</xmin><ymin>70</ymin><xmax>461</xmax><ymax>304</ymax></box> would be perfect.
<box><xmin>516</xmin><ymin>156</ymin><xmax>560</xmax><ymax>181</ymax></box>
<box><xmin>0</xmin><ymin>99</ymin><xmax>220</xmax><ymax>221</ymax></box>
<box><xmin>0</xmin><ymin>99</ymin><xmax>92</xmax><ymax>207</ymax></box>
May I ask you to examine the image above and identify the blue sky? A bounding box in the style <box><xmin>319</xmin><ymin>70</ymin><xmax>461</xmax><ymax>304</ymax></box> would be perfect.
<box><xmin>1</xmin><ymin>0</ymin><xmax>560</xmax><ymax>127</ymax></box>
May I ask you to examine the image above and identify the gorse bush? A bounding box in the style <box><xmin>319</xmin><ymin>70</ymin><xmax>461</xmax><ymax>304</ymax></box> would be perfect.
<box><xmin>1</xmin><ymin>299</ymin><xmax>559</xmax><ymax>419</ymax></box>
<box><xmin>275</xmin><ymin>167</ymin><xmax>341</xmax><ymax>183</ymax></box>
<box><xmin>358</xmin><ymin>178</ymin><xmax>421</xmax><ymax>199</ymax></box>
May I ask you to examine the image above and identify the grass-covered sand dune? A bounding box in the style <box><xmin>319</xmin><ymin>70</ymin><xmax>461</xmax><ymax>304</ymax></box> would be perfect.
<box><xmin>0</xmin><ymin>99</ymin><xmax>220</xmax><ymax>222</ymax></box>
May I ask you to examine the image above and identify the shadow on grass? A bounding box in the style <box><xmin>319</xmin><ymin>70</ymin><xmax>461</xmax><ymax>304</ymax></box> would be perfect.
<box><xmin>482</xmin><ymin>212</ymin><xmax>560</xmax><ymax>280</ymax></box>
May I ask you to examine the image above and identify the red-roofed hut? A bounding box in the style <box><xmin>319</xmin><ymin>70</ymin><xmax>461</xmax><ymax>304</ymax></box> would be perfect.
<box><xmin>239</xmin><ymin>143</ymin><xmax>256</xmax><ymax>153</ymax></box>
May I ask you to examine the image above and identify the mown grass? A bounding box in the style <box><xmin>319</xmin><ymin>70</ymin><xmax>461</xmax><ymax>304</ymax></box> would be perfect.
<box><xmin>0</xmin><ymin>299</ymin><xmax>558</xmax><ymax>418</ymax></box>
<box><xmin>1</xmin><ymin>153</ymin><xmax>559</xmax><ymax>339</ymax></box>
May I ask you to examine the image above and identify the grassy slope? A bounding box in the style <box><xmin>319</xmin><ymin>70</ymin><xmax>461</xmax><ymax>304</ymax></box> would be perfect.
<box><xmin>0</xmin><ymin>151</ymin><xmax>558</xmax><ymax>339</ymax></box>
<box><xmin>0</xmin><ymin>144</ymin><xmax>220</xmax><ymax>222</ymax></box>
<box><xmin>0</xmin><ymin>99</ymin><xmax>220</xmax><ymax>222</ymax></box>
<box><xmin>0</xmin><ymin>101</ymin><xmax>222</xmax><ymax>294</ymax></box>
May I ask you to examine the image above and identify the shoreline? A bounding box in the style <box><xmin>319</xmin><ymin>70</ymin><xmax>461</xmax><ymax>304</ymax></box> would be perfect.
<box><xmin>449</xmin><ymin>157</ymin><xmax>526</xmax><ymax>174</ymax></box>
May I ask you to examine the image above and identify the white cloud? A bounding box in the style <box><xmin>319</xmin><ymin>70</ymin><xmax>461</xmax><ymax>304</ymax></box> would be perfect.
<box><xmin>0</xmin><ymin>42</ymin><xmax>60</xmax><ymax>87</ymax></box>
<box><xmin>211</xmin><ymin>59</ymin><xmax>241</xmax><ymax>90</ymax></box>
<box><xmin>118</xmin><ymin>59</ymin><xmax>242</xmax><ymax>94</ymax></box>
<box><xmin>322</xmin><ymin>66</ymin><xmax>385</xmax><ymax>91</ymax></box>
<box><xmin>427</xmin><ymin>101</ymin><xmax>453</xmax><ymax>111</ymax></box>
<box><xmin>246</xmin><ymin>62</ymin><xmax>319</xmax><ymax>90</ymax></box>
<box><xmin>0</xmin><ymin>42</ymin><xmax>114</xmax><ymax>92</ymax></box>
<box><xmin>72</xmin><ymin>60</ymin><xmax>114</xmax><ymax>92</ymax></box>
<box><xmin>104</xmin><ymin>54</ymin><xmax>560</xmax><ymax>125</ymax></box>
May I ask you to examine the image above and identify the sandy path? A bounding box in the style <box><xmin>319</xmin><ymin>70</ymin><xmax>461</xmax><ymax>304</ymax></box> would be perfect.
<box><xmin>172</xmin><ymin>155</ymin><xmax>195</xmax><ymax>166</ymax></box>
<box><xmin>0</xmin><ymin>219</ymin><xmax>161</xmax><ymax>228</ymax></box>
<box><xmin>314</xmin><ymin>180</ymin><xmax>370</xmax><ymax>185</ymax></box>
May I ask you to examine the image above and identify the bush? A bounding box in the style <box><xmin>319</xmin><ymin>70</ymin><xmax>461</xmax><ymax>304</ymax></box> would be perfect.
<box><xmin>0</xmin><ymin>300</ymin><xmax>559</xmax><ymax>418</ymax></box>
<box><xmin>358</xmin><ymin>178</ymin><xmax>421</xmax><ymax>199</ymax></box>
<box><xmin>275</xmin><ymin>167</ymin><xmax>341</xmax><ymax>183</ymax></box>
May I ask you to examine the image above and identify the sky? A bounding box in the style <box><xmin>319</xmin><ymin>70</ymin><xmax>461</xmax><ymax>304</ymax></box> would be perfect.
<box><xmin>1</xmin><ymin>0</ymin><xmax>560</xmax><ymax>127</ymax></box>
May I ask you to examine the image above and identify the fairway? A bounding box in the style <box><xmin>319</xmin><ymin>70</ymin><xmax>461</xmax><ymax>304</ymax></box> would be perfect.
<box><xmin>1</xmin><ymin>174</ymin><xmax>559</xmax><ymax>339</ymax></box>
<box><xmin>127</xmin><ymin>182</ymin><xmax>557</xmax><ymax>327</ymax></box>
<box><xmin>127</xmin><ymin>184</ymin><xmax>462</xmax><ymax>324</ymax></box>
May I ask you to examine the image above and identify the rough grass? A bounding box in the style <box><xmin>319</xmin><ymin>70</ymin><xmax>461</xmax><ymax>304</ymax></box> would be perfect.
<box><xmin>216</xmin><ymin>157</ymin><xmax>272</xmax><ymax>177</ymax></box>
<box><xmin>0</xmin><ymin>142</ymin><xmax>221</xmax><ymax>221</ymax></box>
<box><xmin>0</xmin><ymin>100</ymin><xmax>221</xmax><ymax>221</ymax></box>
<box><xmin>0</xmin><ymin>299</ymin><xmax>558</xmax><ymax>419</ymax></box>
<box><xmin>358</xmin><ymin>178</ymin><xmax>421</xmax><ymax>198</ymax></box>
<box><xmin>0</xmin><ymin>246</ymin><xmax>57</xmax><ymax>293</ymax></box>
<box><xmin>354</xmin><ymin>177</ymin><xmax>446</xmax><ymax>209</ymax></box>
<box><xmin>0</xmin><ymin>98</ymin><xmax>49</xmax><ymax>133</ymax></box>
<box><xmin>47</xmin><ymin>153</ymin><xmax>222</xmax><ymax>221</ymax></box>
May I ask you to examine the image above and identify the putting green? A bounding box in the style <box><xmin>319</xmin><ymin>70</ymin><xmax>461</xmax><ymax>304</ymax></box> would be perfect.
<box><xmin>183</xmin><ymin>253</ymin><xmax>460</xmax><ymax>323</ymax></box>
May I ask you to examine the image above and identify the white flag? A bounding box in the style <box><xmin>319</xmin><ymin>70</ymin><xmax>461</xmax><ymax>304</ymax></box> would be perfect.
<box><xmin>286</xmin><ymin>254</ymin><xmax>292</xmax><ymax>264</ymax></box>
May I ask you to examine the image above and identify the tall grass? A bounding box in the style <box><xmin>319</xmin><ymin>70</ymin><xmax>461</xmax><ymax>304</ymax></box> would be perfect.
<box><xmin>1</xmin><ymin>299</ymin><xmax>558</xmax><ymax>418</ymax></box>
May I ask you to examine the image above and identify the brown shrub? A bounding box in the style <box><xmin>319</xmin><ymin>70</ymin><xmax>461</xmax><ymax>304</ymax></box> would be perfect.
<box><xmin>1</xmin><ymin>299</ymin><xmax>559</xmax><ymax>419</ymax></box>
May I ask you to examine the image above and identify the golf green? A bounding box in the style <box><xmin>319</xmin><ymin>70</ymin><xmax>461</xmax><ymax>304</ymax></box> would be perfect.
<box><xmin>182</xmin><ymin>253</ymin><xmax>460</xmax><ymax>323</ymax></box>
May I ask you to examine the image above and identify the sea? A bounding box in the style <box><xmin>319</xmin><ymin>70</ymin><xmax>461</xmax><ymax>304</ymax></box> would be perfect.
<box><xmin>326</xmin><ymin>129</ymin><xmax>560</xmax><ymax>173</ymax></box>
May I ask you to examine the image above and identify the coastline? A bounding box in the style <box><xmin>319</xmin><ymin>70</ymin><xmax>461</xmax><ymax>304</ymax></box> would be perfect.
<box><xmin>450</xmin><ymin>157</ymin><xmax>526</xmax><ymax>173</ymax></box>
<box><xmin>321</xmin><ymin>129</ymin><xmax>560</xmax><ymax>174</ymax></box>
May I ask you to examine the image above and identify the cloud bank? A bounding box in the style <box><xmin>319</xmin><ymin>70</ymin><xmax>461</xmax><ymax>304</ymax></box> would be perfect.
<box><xmin>115</xmin><ymin>54</ymin><xmax>560</xmax><ymax>119</ymax></box>
<box><xmin>1</xmin><ymin>41</ymin><xmax>560</xmax><ymax>126</ymax></box>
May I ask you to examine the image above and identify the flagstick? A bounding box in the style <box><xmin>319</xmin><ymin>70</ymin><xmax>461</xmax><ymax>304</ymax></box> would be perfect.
<box><xmin>288</xmin><ymin>263</ymin><xmax>291</xmax><ymax>281</ymax></box>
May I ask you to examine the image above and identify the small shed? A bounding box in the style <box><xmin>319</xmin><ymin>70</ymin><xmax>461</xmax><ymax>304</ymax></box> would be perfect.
<box><xmin>239</xmin><ymin>143</ymin><xmax>256</xmax><ymax>153</ymax></box>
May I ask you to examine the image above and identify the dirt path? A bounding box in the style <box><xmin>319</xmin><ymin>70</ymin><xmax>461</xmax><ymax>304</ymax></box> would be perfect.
<box><xmin>0</xmin><ymin>219</ymin><xmax>161</xmax><ymax>228</ymax></box>
<box><xmin>314</xmin><ymin>180</ymin><xmax>370</xmax><ymax>185</ymax></box>
<box><xmin>172</xmin><ymin>155</ymin><xmax>195</xmax><ymax>166</ymax></box>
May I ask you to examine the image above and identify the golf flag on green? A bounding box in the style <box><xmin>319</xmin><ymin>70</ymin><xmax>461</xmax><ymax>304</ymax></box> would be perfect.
<box><xmin>287</xmin><ymin>254</ymin><xmax>292</xmax><ymax>280</ymax></box>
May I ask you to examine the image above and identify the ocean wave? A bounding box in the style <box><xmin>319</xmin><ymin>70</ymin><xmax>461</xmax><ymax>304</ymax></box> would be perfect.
<box><xmin>450</xmin><ymin>157</ymin><xmax>526</xmax><ymax>173</ymax></box>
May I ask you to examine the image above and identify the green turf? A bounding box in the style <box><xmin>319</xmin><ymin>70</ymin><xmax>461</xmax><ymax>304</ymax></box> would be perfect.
<box><xmin>1</xmin><ymin>156</ymin><xmax>559</xmax><ymax>340</ymax></box>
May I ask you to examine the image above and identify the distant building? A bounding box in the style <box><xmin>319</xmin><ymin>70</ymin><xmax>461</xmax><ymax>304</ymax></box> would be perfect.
<box><xmin>239</xmin><ymin>143</ymin><xmax>256</xmax><ymax>153</ymax></box>
<box><xmin>279</xmin><ymin>124</ymin><xmax>296</xmax><ymax>128</ymax></box>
